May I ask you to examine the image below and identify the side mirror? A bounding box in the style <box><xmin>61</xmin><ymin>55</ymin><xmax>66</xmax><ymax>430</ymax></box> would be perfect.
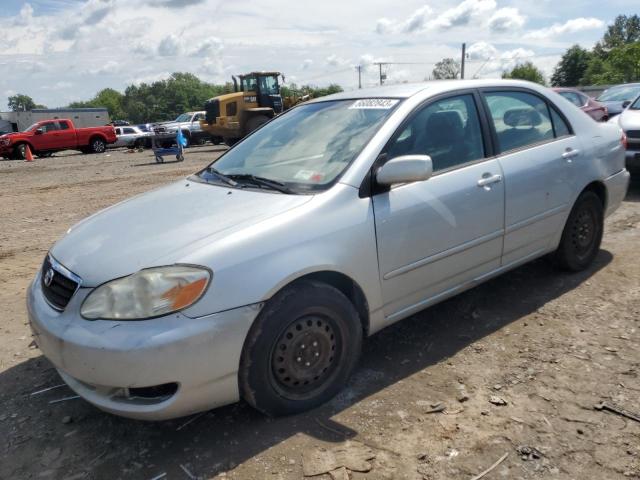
<box><xmin>622</xmin><ymin>100</ymin><xmax>632</xmax><ymax>109</ymax></box>
<box><xmin>35</xmin><ymin>128</ymin><xmax>44</xmax><ymax>135</ymax></box>
<box><xmin>376</xmin><ymin>155</ymin><xmax>433</xmax><ymax>186</ymax></box>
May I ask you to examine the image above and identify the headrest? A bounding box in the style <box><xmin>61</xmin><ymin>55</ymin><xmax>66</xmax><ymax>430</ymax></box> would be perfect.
<box><xmin>503</xmin><ymin>108</ymin><xmax>542</xmax><ymax>127</ymax></box>
<box><xmin>426</xmin><ymin>110</ymin><xmax>464</xmax><ymax>132</ymax></box>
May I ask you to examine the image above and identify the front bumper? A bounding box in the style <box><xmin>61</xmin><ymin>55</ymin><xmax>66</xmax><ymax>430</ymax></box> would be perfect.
<box><xmin>625</xmin><ymin>149</ymin><xmax>640</xmax><ymax>171</ymax></box>
<box><xmin>27</xmin><ymin>273</ymin><xmax>262</xmax><ymax>420</ymax></box>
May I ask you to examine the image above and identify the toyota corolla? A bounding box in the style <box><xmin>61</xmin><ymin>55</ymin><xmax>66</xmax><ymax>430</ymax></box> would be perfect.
<box><xmin>28</xmin><ymin>80</ymin><xmax>630</xmax><ymax>420</ymax></box>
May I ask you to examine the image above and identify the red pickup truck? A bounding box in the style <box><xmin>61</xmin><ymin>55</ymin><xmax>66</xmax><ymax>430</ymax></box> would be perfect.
<box><xmin>0</xmin><ymin>119</ymin><xmax>116</xmax><ymax>160</ymax></box>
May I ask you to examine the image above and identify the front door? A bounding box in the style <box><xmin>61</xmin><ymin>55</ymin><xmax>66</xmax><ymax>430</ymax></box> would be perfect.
<box><xmin>481</xmin><ymin>89</ymin><xmax>578</xmax><ymax>265</ymax></box>
<box><xmin>373</xmin><ymin>92</ymin><xmax>505</xmax><ymax>322</ymax></box>
<box><xmin>31</xmin><ymin>121</ymin><xmax>59</xmax><ymax>151</ymax></box>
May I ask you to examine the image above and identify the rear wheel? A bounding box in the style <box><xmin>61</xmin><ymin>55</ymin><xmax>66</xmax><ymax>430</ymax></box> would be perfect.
<box><xmin>211</xmin><ymin>136</ymin><xmax>223</xmax><ymax>145</ymax></box>
<box><xmin>240</xmin><ymin>280</ymin><xmax>362</xmax><ymax>416</ymax></box>
<box><xmin>554</xmin><ymin>191</ymin><xmax>603</xmax><ymax>271</ymax></box>
<box><xmin>37</xmin><ymin>151</ymin><xmax>53</xmax><ymax>158</ymax></box>
<box><xmin>90</xmin><ymin>137</ymin><xmax>106</xmax><ymax>154</ymax></box>
<box><xmin>223</xmin><ymin>137</ymin><xmax>239</xmax><ymax>147</ymax></box>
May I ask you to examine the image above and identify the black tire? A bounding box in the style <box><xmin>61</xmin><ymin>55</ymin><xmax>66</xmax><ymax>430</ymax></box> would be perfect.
<box><xmin>246</xmin><ymin>115</ymin><xmax>270</xmax><ymax>135</ymax></box>
<box><xmin>90</xmin><ymin>137</ymin><xmax>106</xmax><ymax>154</ymax></box>
<box><xmin>223</xmin><ymin>137</ymin><xmax>239</xmax><ymax>147</ymax></box>
<box><xmin>240</xmin><ymin>280</ymin><xmax>362</xmax><ymax>417</ymax></box>
<box><xmin>37</xmin><ymin>151</ymin><xmax>53</xmax><ymax>158</ymax></box>
<box><xmin>554</xmin><ymin>191</ymin><xmax>604</xmax><ymax>272</ymax></box>
<box><xmin>133</xmin><ymin>138</ymin><xmax>144</xmax><ymax>149</ymax></box>
<box><xmin>211</xmin><ymin>136</ymin><xmax>223</xmax><ymax>145</ymax></box>
<box><xmin>13</xmin><ymin>143</ymin><xmax>27</xmax><ymax>160</ymax></box>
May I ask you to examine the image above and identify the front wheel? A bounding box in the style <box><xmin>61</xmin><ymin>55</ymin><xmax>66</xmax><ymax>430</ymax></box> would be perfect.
<box><xmin>240</xmin><ymin>281</ymin><xmax>362</xmax><ymax>416</ymax></box>
<box><xmin>554</xmin><ymin>191</ymin><xmax>603</xmax><ymax>271</ymax></box>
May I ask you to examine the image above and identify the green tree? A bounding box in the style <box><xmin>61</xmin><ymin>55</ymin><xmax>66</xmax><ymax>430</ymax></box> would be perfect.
<box><xmin>594</xmin><ymin>14</ymin><xmax>640</xmax><ymax>58</ymax></box>
<box><xmin>502</xmin><ymin>61</ymin><xmax>546</xmax><ymax>85</ymax></box>
<box><xmin>8</xmin><ymin>94</ymin><xmax>37</xmax><ymax>111</ymax></box>
<box><xmin>551</xmin><ymin>45</ymin><xmax>592</xmax><ymax>87</ymax></box>
<box><xmin>432</xmin><ymin>58</ymin><xmax>460</xmax><ymax>80</ymax></box>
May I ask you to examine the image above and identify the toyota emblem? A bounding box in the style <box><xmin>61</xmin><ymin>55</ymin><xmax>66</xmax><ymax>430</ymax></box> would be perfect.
<box><xmin>44</xmin><ymin>268</ymin><xmax>55</xmax><ymax>287</ymax></box>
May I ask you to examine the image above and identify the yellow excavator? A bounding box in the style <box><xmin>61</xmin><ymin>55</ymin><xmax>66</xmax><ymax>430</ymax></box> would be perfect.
<box><xmin>200</xmin><ymin>71</ymin><xmax>309</xmax><ymax>146</ymax></box>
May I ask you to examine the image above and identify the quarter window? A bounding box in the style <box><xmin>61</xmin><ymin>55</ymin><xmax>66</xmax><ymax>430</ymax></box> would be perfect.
<box><xmin>550</xmin><ymin>107</ymin><xmax>571</xmax><ymax>137</ymax></box>
<box><xmin>484</xmin><ymin>91</ymin><xmax>554</xmax><ymax>153</ymax></box>
<box><xmin>386</xmin><ymin>94</ymin><xmax>485</xmax><ymax>172</ymax></box>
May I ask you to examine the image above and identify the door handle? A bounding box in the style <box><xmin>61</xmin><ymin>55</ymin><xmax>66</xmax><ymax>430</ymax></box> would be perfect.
<box><xmin>477</xmin><ymin>174</ymin><xmax>502</xmax><ymax>187</ymax></box>
<box><xmin>562</xmin><ymin>148</ymin><xmax>580</xmax><ymax>161</ymax></box>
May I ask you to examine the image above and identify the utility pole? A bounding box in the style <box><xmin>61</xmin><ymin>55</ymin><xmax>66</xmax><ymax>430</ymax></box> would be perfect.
<box><xmin>373</xmin><ymin>62</ymin><xmax>387</xmax><ymax>85</ymax></box>
<box><xmin>379</xmin><ymin>63</ymin><xmax>383</xmax><ymax>85</ymax></box>
<box><xmin>461</xmin><ymin>43</ymin><xmax>466</xmax><ymax>80</ymax></box>
<box><xmin>356</xmin><ymin>65</ymin><xmax>362</xmax><ymax>89</ymax></box>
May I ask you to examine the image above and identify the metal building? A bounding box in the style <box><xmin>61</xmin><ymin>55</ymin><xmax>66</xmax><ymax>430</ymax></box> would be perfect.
<box><xmin>0</xmin><ymin>108</ymin><xmax>111</xmax><ymax>133</ymax></box>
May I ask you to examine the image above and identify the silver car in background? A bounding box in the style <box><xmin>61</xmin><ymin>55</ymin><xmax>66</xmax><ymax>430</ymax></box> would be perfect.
<box><xmin>28</xmin><ymin>80</ymin><xmax>630</xmax><ymax>420</ymax></box>
<box><xmin>610</xmin><ymin>95</ymin><xmax>640</xmax><ymax>171</ymax></box>
<box><xmin>111</xmin><ymin>125</ymin><xmax>153</xmax><ymax>149</ymax></box>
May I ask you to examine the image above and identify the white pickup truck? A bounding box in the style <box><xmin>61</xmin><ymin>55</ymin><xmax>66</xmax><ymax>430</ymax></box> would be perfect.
<box><xmin>152</xmin><ymin>111</ymin><xmax>220</xmax><ymax>147</ymax></box>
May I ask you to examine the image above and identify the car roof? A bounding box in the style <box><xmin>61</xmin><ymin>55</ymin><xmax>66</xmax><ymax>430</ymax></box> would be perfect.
<box><xmin>308</xmin><ymin>79</ymin><xmax>552</xmax><ymax>103</ymax></box>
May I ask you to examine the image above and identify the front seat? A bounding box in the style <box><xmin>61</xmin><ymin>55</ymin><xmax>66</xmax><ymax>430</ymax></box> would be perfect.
<box><xmin>416</xmin><ymin>111</ymin><xmax>466</xmax><ymax>171</ymax></box>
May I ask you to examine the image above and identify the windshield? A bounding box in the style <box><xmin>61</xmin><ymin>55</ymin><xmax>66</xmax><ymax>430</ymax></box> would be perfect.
<box><xmin>174</xmin><ymin>113</ymin><xmax>192</xmax><ymax>122</ymax></box>
<box><xmin>258</xmin><ymin>75</ymin><xmax>279</xmax><ymax>95</ymax></box>
<box><xmin>241</xmin><ymin>76</ymin><xmax>258</xmax><ymax>92</ymax></box>
<box><xmin>198</xmin><ymin>99</ymin><xmax>400</xmax><ymax>193</ymax></box>
<box><xmin>25</xmin><ymin>123</ymin><xmax>40</xmax><ymax>132</ymax></box>
<box><xmin>597</xmin><ymin>85</ymin><xmax>640</xmax><ymax>102</ymax></box>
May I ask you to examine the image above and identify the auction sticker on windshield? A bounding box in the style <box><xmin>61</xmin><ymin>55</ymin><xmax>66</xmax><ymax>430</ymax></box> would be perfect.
<box><xmin>349</xmin><ymin>99</ymin><xmax>399</xmax><ymax>109</ymax></box>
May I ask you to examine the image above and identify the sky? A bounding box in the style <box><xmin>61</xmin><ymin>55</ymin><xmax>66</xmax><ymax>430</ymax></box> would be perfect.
<box><xmin>0</xmin><ymin>0</ymin><xmax>637</xmax><ymax>110</ymax></box>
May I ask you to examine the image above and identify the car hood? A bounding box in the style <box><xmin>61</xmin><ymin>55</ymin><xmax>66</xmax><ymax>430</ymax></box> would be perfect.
<box><xmin>617</xmin><ymin>109</ymin><xmax>640</xmax><ymax>131</ymax></box>
<box><xmin>50</xmin><ymin>179</ymin><xmax>313</xmax><ymax>286</ymax></box>
<box><xmin>600</xmin><ymin>100</ymin><xmax>626</xmax><ymax>116</ymax></box>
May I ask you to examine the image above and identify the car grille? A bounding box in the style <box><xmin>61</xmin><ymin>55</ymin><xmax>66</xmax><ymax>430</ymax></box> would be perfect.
<box><xmin>626</xmin><ymin>130</ymin><xmax>640</xmax><ymax>139</ymax></box>
<box><xmin>41</xmin><ymin>255</ymin><xmax>80</xmax><ymax>311</ymax></box>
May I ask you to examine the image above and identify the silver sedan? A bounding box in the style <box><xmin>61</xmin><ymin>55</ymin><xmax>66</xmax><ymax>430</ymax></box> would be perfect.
<box><xmin>610</xmin><ymin>95</ymin><xmax>640</xmax><ymax>171</ymax></box>
<box><xmin>28</xmin><ymin>80</ymin><xmax>630</xmax><ymax>420</ymax></box>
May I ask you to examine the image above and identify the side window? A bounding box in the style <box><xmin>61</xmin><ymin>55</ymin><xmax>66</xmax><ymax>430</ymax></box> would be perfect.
<box><xmin>193</xmin><ymin>113</ymin><xmax>203</xmax><ymax>122</ymax></box>
<box><xmin>550</xmin><ymin>107</ymin><xmax>571</xmax><ymax>137</ymax></box>
<box><xmin>41</xmin><ymin>122</ymin><xmax>59</xmax><ymax>133</ymax></box>
<box><xmin>386</xmin><ymin>94</ymin><xmax>485</xmax><ymax>172</ymax></box>
<box><xmin>59</xmin><ymin>121</ymin><xmax>70</xmax><ymax>130</ymax></box>
<box><xmin>484</xmin><ymin>91</ymin><xmax>554</xmax><ymax>153</ymax></box>
<box><xmin>115</xmin><ymin>128</ymin><xmax>122</xmax><ymax>135</ymax></box>
<box><xmin>123</xmin><ymin>128</ymin><xmax>135</xmax><ymax>134</ymax></box>
<box><xmin>560</xmin><ymin>92</ymin><xmax>582</xmax><ymax>107</ymax></box>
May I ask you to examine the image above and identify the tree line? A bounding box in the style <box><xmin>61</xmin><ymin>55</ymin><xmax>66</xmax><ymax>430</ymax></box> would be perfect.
<box><xmin>6</xmin><ymin>73</ymin><xmax>343</xmax><ymax>124</ymax></box>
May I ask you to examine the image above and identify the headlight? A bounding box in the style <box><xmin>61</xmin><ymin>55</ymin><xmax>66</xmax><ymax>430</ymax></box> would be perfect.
<box><xmin>81</xmin><ymin>265</ymin><xmax>211</xmax><ymax>320</ymax></box>
<box><xmin>0</xmin><ymin>139</ymin><xmax>10</xmax><ymax>146</ymax></box>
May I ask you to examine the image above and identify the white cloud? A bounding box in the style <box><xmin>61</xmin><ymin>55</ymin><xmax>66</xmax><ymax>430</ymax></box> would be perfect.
<box><xmin>326</xmin><ymin>54</ymin><xmax>350</xmax><ymax>67</ymax></box>
<box><xmin>526</xmin><ymin>17</ymin><xmax>604</xmax><ymax>39</ymax></box>
<box><xmin>13</xmin><ymin>3</ymin><xmax>34</xmax><ymax>26</ymax></box>
<box><xmin>157</xmin><ymin>34</ymin><xmax>182</xmax><ymax>56</ymax></box>
<box><xmin>301</xmin><ymin>59</ymin><xmax>313</xmax><ymax>70</ymax></box>
<box><xmin>375</xmin><ymin>17</ymin><xmax>394</xmax><ymax>34</ymax></box>
<box><xmin>402</xmin><ymin>5</ymin><xmax>434</xmax><ymax>33</ymax></box>
<box><xmin>488</xmin><ymin>7</ymin><xmax>525</xmax><ymax>33</ymax></box>
<box><xmin>192</xmin><ymin>37</ymin><xmax>223</xmax><ymax>58</ymax></box>
<box><xmin>432</xmin><ymin>0</ymin><xmax>496</xmax><ymax>30</ymax></box>
<box><xmin>466</xmin><ymin>41</ymin><xmax>535</xmax><ymax>77</ymax></box>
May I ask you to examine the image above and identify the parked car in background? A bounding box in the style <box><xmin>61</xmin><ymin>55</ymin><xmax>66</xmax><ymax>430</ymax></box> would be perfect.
<box><xmin>596</xmin><ymin>83</ymin><xmax>640</xmax><ymax>118</ymax></box>
<box><xmin>111</xmin><ymin>125</ymin><xmax>153</xmax><ymax>149</ymax></box>
<box><xmin>610</xmin><ymin>95</ymin><xmax>640</xmax><ymax>172</ymax></box>
<box><xmin>0</xmin><ymin>119</ymin><xmax>116</xmax><ymax>160</ymax></box>
<box><xmin>110</xmin><ymin>120</ymin><xmax>130</xmax><ymax>127</ymax></box>
<box><xmin>152</xmin><ymin>111</ymin><xmax>211</xmax><ymax>147</ymax></box>
<box><xmin>28</xmin><ymin>80</ymin><xmax>629</xmax><ymax>420</ymax></box>
<box><xmin>553</xmin><ymin>87</ymin><xmax>608</xmax><ymax>121</ymax></box>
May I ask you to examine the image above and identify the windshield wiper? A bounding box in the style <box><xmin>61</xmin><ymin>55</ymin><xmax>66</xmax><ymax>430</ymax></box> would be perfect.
<box><xmin>206</xmin><ymin>167</ymin><xmax>238</xmax><ymax>187</ymax></box>
<box><xmin>226</xmin><ymin>174</ymin><xmax>295</xmax><ymax>194</ymax></box>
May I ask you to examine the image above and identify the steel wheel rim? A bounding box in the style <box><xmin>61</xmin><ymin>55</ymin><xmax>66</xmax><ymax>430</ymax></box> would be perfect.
<box><xmin>270</xmin><ymin>314</ymin><xmax>340</xmax><ymax>399</ymax></box>
<box><xmin>571</xmin><ymin>206</ymin><xmax>597</xmax><ymax>258</ymax></box>
<box><xmin>93</xmin><ymin>140</ymin><xmax>105</xmax><ymax>152</ymax></box>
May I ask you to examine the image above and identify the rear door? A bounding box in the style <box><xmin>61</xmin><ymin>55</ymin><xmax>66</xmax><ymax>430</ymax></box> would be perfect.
<box><xmin>480</xmin><ymin>88</ymin><xmax>580</xmax><ymax>266</ymax></box>
<box><xmin>56</xmin><ymin>121</ymin><xmax>76</xmax><ymax>148</ymax></box>
<box><xmin>373</xmin><ymin>91</ymin><xmax>505</xmax><ymax>321</ymax></box>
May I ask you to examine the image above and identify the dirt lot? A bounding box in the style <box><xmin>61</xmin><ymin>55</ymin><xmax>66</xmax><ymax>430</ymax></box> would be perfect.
<box><xmin>1</xmin><ymin>147</ymin><xmax>639</xmax><ymax>480</ymax></box>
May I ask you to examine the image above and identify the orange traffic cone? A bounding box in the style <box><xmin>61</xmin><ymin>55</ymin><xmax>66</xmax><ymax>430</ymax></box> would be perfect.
<box><xmin>24</xmin><ymin>144</ymin><xmax>34</xmax><ymax>162</ymax></box>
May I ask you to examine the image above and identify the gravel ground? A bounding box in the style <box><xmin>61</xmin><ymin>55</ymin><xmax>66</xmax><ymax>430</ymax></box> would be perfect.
<box><xmin>1</xmin><ymin>147</ymin><xmax>639</xmax><ymax>480</ymax></box>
